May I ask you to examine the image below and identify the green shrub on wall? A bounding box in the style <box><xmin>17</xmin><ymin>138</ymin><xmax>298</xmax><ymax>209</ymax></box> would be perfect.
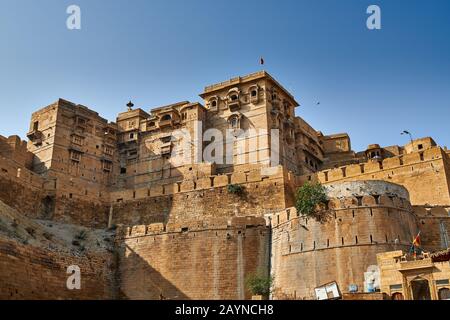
<box><xmin>227</xmin><ymin>184</ymin><xmax>245</xmax><ymax>195</ymax></box>
<box><xmin>246</xmin><ymin>272</ymin><xmax>274</xmax><ymax>297</ymax></box>
<box><xmin>295</xmin><ymin>182</ymin><xmax>329</xmax><ymax>222</ymax></box>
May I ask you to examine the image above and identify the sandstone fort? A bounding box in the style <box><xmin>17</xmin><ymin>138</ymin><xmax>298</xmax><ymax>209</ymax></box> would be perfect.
<box><xmin>0</xmin><ymin>71</ymin><xmax>449</xmax><ymax>300</ymax></box>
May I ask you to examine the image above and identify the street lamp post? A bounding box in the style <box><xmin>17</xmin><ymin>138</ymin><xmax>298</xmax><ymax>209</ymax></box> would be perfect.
<box><xmin>401</xmin><ymin>130</ymin><xmax>414</xmax><ymax>150</ymax></box>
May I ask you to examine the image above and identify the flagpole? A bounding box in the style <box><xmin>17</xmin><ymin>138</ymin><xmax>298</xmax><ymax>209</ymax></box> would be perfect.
<box><xmin>410</xmin><ymin>231</ymin><xmax>421</xmax><ymax>258</ymax></box>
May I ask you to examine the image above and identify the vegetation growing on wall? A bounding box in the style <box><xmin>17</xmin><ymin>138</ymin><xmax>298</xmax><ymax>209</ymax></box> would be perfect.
<box><xmin>295</xmin><ymin>182</ymin><xmax>330</xmax><ymax>222</ymax></box>
<box><xmin>227</xmin><ymin>184</ymin><xmax>245</xmax><ymax>196</ymax></box>
<box><xmin>246</xmin><ymin>272</ymin><xmax>274</xmax><ymax>297</ymax></box>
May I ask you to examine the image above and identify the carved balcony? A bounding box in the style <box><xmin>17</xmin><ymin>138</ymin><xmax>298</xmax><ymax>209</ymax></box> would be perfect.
<box><xmin>27</xmin><ymin>130</ymin><xmax>43</xmax><ymax>145</ymax></box>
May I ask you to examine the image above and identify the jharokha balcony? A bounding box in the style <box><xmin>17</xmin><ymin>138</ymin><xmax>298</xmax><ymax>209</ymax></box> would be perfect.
<box><xmin>399</xmin><ymin>253</ymin><xmax>434</xmax><ymax>271</ymax></box>
<box><xmin>27</xmin><ymin>129</ymin><xmax>43</xmax><ymax>145</ymax></box>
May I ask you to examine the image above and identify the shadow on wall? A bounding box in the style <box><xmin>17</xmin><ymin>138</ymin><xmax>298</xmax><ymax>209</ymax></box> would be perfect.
<box><xmin>0</xmin><ymin>239</ymin><xmax>117</xmax><ymax>300</ymax></box>
<box><xmin>117</xmin><ymin>244</ymin><xmax>188</xmax><ymax>300</ymax></box>
<box><xmin>115</xmin><ymin>219</ymin><xmax>271</xmax><ymax>300</ymax></box>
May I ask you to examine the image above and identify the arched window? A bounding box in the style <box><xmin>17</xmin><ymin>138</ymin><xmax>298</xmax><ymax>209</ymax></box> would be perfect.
<box><xmin>249</xmin><ymin>85</ymin><xmax>259</xmax><ymax>103</ymax></box>
<box><xmin>227</xmin><ymin>89</ymin><xmax>241</xmax><ymax>111</ymax></box>
<box><xmin>228</xmin><ymin>115</ymin><xmax>240</xmax><ymax>129</ymax></box>
<box><xmin>391</xmin><ymin>292</ymin><xmax>404</xmax><ymax>300</ymax></box>
<box><xmin>227</xmin><ymin>88</ymin><xmax>240</xmax><ymax>103</ymax></box>
<box><xmin>161</xmin><ymin>114</ymin><xmax>172</xmax><ymax>121</ymax></box>
<box><xmin>208</xmin><ymin>96</ymin><xmax>219</xmax><ymax>110</ymax></box>
<box><xmin>230</xmin><ymin>117</ymin><xmax>238</xmax><ymax>129</ymax></box>
<box><xmin>438</xmin><ymin>288</ymin><xmax>450</xmax><ymax>300</ymax></box>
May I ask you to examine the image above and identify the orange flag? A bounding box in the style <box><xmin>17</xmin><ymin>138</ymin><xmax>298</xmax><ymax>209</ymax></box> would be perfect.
<box><xmin>413</xmin><ymin>231</ymin><xmax>421</xmax><ymax>247</ymax></box>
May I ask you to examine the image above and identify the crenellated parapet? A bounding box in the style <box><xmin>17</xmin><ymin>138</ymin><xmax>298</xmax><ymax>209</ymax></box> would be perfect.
<box><xmin>0</xmin><ymin>155</ymin><xmax>50</xmax><ymax>190</ymax></box>
<box><xmin>292</xmin><ymin>146</ymin><xmax>450</xmax><ymax>206</ymax></box>
<box><xmin>271</xmin><ymin>180</ymin><xmax>418</xmax><ymax>300</ymax></box>
<box><xmin>116</xmin><ymin>216</ymin><xmax>268</xmax><ymax>240</ymax></box>
<box><xmin>116</xmin><ymin>215</ymin><xmax>270</xmax><ymax>300</ymax></box>
<box><xmin>109</xmin><ymin>166</ymin><xmax>285</xmax><ymax>202</ymax></box>
<box><xmin>298</xmin><ymin>147</ymin><xmax>444</xmax><ymax>183</ymax></box>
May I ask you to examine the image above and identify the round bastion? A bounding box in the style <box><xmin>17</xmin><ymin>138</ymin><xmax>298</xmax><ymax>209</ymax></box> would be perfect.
<box><xmin>271</xmin><ymin>180</ymin><xmax>418</xmax><ymax>300</ymax></box>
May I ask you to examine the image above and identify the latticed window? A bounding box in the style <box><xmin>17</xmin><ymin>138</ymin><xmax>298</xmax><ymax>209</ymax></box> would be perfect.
<box><xmin>104</xmin><ymin>146</ymin><xmax>113</xmax><ymax>156</ymax></box>
<box><xmin>72</xmin><ymin>135</ymin><xmax>84</xmax><ymax>145</ymax></box>
<box><xmin>102</xmin><ymin>161</ymin><xmax>112</xmax><ymax>172</ymax></box>
<box><xmin>70</xmin><ymin>150</ymin><xmax>82</xmax><ymax>162</ymax></box>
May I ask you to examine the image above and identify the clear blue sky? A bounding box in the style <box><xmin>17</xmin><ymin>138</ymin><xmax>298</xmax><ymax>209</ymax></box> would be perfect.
<box><xmin>1</xmin><ymin>0</ymin><xmax>449</xmax><ymax>151</ymax></box>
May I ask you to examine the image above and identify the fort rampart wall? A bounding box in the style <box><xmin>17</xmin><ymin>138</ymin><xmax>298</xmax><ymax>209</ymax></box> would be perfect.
<box><xmin>0</xmin><ymin>237</ymin><xmax>116</xmax><ymax>299</ymax></box>
<box><xmin>271</xmin><ymin>181</ymin><xmax>418</xmax><ymax>299</ymax></box>
<box><xmin>109</xmin><ymin>167</ymin><xmax>287</xmax><ymax>227</ymax></box>
<box><xmin>115</xmin><ymin>216</ymin><xmax>270</xmax><ymax>300</ymax></box>
<box><xmin>293</xmin><ymin>147</ymin><xmax>450</xmax><ymax>206</ymax></box>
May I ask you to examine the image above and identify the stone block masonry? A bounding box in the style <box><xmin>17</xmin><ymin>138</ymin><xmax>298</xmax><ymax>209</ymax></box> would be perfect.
<box><xmin>304</xmin><ymin>147</ymin><xmax>450</xmax><ymax>206</ymax></box>
<box><xmin>116</xmin><ymin>216</ymin><xmax>270</xmax><ymax>300</ymax></box>
<box><xmin>0</xmin><ymin>238</ymin><xmax>117</xmax><ymax>299</ymax></box>
<box><xmin>110</xmin><ymin>170</ymin><xmax>287</xmax><ymax>228</ymax></box>
<box><xmin>1</xmin><ymin>71</ymin><xmax>450</xmax><ymax>300</ymax></box>
<box><xmin>0</xmin><ymin>200</ymin><xmax>117</xmax><ymax>300</ymax></box>
<box><xmin>271</xmin><ymin>181</ymin><xmax>418</xmax><ymax>299</ymax></box>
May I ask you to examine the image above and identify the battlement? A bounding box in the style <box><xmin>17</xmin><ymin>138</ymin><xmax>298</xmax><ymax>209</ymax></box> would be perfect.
<box><xmin>116</xmin><ymin>216</ymin><xmax>267</xmax><ymax>239</ymax></box>
<box><xmin>272</xmin><ymin>181</ymin><xmax>412</xmax><ymax>228</ymax></box>
<box><xmin>273</xmin><ymin>195</ymin><xmax>413</xmax><ymax>227</ymax></box>
<box><xmin>110</xmin><ymin>166</ymin><xmax>285</xmax><ymax>202</ymax></box>
<box><xmin>0</xmin><ymin>155</ymin><xmax>51</xmax><ymax>191</ymax></box>
<box><xmin>315</xmin><ymin>147</ymin><xmax>445</xmax><ymax>183</ymax></box>
<box><xmin>414</xmin><ymin>205</ymin><xmax>450</xmax><ymax>217</ymax></box>
<box><xmin>270</xmin><ymin>180</ymin><xmax>418</xmax><ymax>299</ymax></box>
<box><xmin>272</xmin><ymin>205</ymin><xmax>415</xmax><ymax>254</ymax></box>
<box><xmin>0</xmin><ymin>135</ymin><xmax>28</xmax><ymax>152</ymax></box>
<box><xmin>290</xmin><ymin>146</ymin><xmax>450</xmax><ymax>206</ymax></box>
<box><xmin>201</xmin><ymin>70</ymin><xmax>299</xmax><ymax>105</ymax></box>
<box><xmin>2</xmin><ymin>71</ymin><xmax>450</xmax><ymax>300</ymax></box>
<box><xmin>0</xmin><ymin>135</ymin><xmax>34</xmax><ymax>168</ymax></box>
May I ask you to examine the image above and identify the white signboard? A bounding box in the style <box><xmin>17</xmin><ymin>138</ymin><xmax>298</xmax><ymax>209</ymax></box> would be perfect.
<box><xmin>314</xmin><ymin>282</ymin><xmax>341</xmax><ymax>300</ymax></box>
<box><xmin>364</xmin><ymin>265</ymin><xmax>380</xmax><ymax>293</ymax></box>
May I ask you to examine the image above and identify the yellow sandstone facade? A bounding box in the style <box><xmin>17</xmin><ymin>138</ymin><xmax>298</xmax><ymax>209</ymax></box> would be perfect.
<box><xmin>0</xmin><ymin>71</ymin><xmax>449</xmax><ymax>300</ymax></box>
<box><xmin>377</xmin><ymin>250</ymin><xmax>450</xmax><ymax>300</ymax></box>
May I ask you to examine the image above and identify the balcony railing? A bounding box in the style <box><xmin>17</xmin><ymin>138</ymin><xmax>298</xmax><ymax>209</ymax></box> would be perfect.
<box><xmin>27</xmin><ymin>130</ymin><xmax>43</xmax><ymax>145</ymax></box>
<box><xmin>399</xmin><ymin>258</ymin><xmax>434</xmax><ymax>271</ymax></box>
<box><xmin>228</xmin><ymin>101</ymin><xmax>241</xmax><ymax>112</ymax></box>
<box><xmin>160</xmin><ymin>142</ymin><xmax>172</xmax><ymax>155</ymax></box>
<box><xmin>159</xmin><ymin>119</ymin><xmax>174</xmax><ymax>128</ymax></box>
